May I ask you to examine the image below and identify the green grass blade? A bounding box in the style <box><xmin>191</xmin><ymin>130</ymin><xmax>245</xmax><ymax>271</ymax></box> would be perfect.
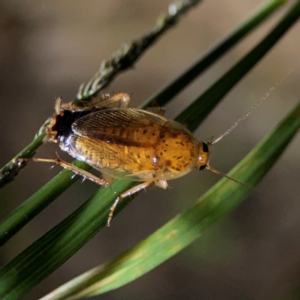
<box><xmin>177</xmin><ymin>0</ymin><xmax>300</xmax><ymax>132</ymax></box>
<box><xmin>41</xmin><ymin>101</ymin><xmax>300</xmax><ymax>299</ymax></box>
<box><xmin>0</xmin><ymin>161</ymin><xmax>90</xmax><ymax>246</ymax></box>
<box><xmin>76</xmin><ymin>0</ymin><xmax>202</xmax><ymax>100</ymax></box>
<box><xmin>0</xmin><ymin>132</ymin><xmax>44</xmax><ymax>189</ymax></box>
<box><xmin>142</xmin><ymin>0</ymin><xmax>288</xmax><ymax>108</ymax></box>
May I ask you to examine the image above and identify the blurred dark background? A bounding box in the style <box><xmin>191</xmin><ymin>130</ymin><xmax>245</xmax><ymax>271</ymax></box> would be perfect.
<box><xmin>0</xmin><ymin>1</ymin><xmax>300</xmax><ymax>299</ymax></box>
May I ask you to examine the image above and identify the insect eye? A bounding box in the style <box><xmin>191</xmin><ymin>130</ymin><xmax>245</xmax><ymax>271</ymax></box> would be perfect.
<box><xmin>199</xmin><ymin>165</ymin><xmax>206</xmax><ymax>171</ymax></box>
<box><xmin>202</xmin><ymin>142</ymin><xmax>209</xmax><ymax>153</ymax></box>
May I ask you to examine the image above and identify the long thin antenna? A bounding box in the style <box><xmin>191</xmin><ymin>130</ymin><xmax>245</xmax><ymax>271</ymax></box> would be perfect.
<box><xmin>211</xmin><ymin>67</ymin><xmax>294</xmax><ymax>145</ymax></box>
<box><xmin>206</xmin><ymin>165</ymin><xmax>252</xmax><ymax>188</ymax></box>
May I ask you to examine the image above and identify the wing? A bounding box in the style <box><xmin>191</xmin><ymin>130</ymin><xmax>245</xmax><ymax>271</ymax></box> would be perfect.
<box><xmin>67</xmin><ymin>134</ymin><xmax>156</xmax><ymax>181</ymax></box>
<box><xmin>71</xmin><ymin>108</ymin><xmax>168</xmax><ymax>146</ymax></box>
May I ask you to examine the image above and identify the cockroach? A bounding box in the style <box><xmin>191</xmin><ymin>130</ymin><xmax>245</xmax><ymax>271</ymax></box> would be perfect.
<box><xmin>16</xmin><ymin>74</ymin><xmax>288</xmax><ymax>226</ymax></box>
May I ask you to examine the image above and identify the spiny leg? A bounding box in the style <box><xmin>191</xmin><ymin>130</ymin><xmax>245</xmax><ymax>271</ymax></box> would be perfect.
<box><xmin>14</xmin><ymin>154</ymin><xmax>110</xmax><ymax>187</ymax></box>
<box><xmin>107</xmin><ymin>181</ymin><xmax>153</xmax><ymax>227</ymax></box>
<box><xmin>76</xmin><ymin>92</ymin><xmax>131</xmax><ymax>109</ymax></box>
<box><xmin>58</xmin><ymin>93</ymin><xmax>131</xmax><ymax>112</ymax></box>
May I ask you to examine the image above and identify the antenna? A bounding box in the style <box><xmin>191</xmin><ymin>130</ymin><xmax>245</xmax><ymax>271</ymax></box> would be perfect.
<box><xmin>205</xmin><ymin>164</ymin><xmax>252</xmax><ymax>189</ymax></box>
<box><xmin>211</xmin><ymin>67</ymin><xmax>294</xmax><ymax>145</ymax></box>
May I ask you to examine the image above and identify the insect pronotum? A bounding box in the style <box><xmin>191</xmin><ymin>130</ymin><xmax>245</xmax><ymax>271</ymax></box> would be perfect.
<box><xmin>15</xmin><ymin>72</ymin><xmax>291</xmax><ymax>226</ymax></box>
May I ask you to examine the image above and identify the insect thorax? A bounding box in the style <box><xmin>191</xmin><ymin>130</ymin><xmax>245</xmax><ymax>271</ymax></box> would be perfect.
<box><xmin>44</xmin><ymin>108</ymin><xmax>93</xmax><ymax>145</ymax></box>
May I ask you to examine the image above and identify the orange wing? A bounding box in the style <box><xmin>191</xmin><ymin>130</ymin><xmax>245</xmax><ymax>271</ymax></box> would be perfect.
<box><xmin>69</xmin><ymin>108</ymin><xmax>169</xmax><ymax>180</ymax></box>
<box><xmin>71</xmin><ymin>108</ymin><xmax>168</xmax><ymax>146</ymax></box>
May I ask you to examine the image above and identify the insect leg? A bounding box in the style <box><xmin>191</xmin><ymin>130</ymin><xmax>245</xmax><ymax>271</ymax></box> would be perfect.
<box><xmin>108</xmin><ymin>93</ymin><xmax>131</xmax><ymax>108</ymax></box>
<box><xmin>54</xmin><ymin>97</ymin><xmax>92</xmax><ymax>113</ymax></box>
<box><xmin>78</xmin><ymin>92</ymin><xmax>131</xmax><ymax>109</ymax></box>
<box><xmin>55</xmin><ymin>93</ymin><xmax>131</xmax><ymax>112</ymax></box>
<box><xmin>107</xmin><ymin>181</ymin><xmax>153</xmax><ymax>226</ymax></box>
<box><xmin>14</xmin><ymin>156</ymin><xmax>110</xmax><ymax>186</ymax></box>
<box><xmin>154</xmin><ymin>179</ymin><xmax>168</xmax><ymax>189</ymax></box>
